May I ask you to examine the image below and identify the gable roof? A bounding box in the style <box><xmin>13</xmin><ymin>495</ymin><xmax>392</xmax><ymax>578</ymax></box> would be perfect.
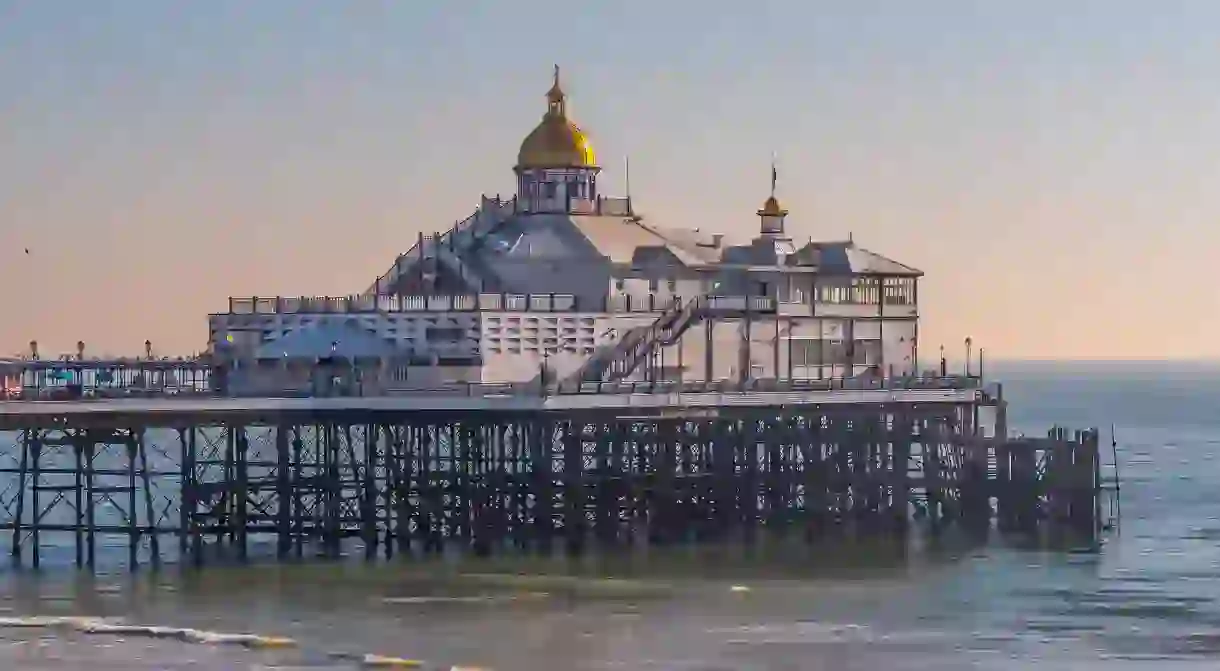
<box><xmin>785</xmin><ymin>241</ymin><xmax>922</xmax><ymax>276</ymax></box>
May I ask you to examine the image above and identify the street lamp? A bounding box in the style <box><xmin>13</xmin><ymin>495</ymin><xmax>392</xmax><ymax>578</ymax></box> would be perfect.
<box><xmin>964</xmin><ymin>337</ymin><xmax>973</xmax><ymax>377</ymax></box>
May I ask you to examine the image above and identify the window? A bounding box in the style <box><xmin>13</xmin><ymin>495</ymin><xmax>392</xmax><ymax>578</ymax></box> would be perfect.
<box><xmin>614</xmin><ymin>279</ymin><xmax>625</xmax><ymax>292</ymax></box>
<box><xmin>426</xmin><ymin>327</ymin><xmax>465</xmax><ymax>342</ymax></box>
<box><xmin>883</xmin><ymin>277</ymin><xmax>915</xmax><ymax>305</ymax></box>
<box><xmin>791</xmin><ymin>339</ymin><xmax>818</xmax><ymax>367</ymax></box>
<box><xmin>818</xmin><ymin>283</ymin><xmax>862</xmax><ymax>304</ymax></box>
<box><xmin>791</xmin><ymin>339</ymin><xmax>849</xmax><ymax>367</ymax></box>
<box><xmin>667</xmin><ymin>279</ymin><xmax>677</xmax><ymax>292</ymax></box>
<box><xmin>648</xmin><ymin>278</ymin><xmax>659</xmax><ymax>292</ymax></box>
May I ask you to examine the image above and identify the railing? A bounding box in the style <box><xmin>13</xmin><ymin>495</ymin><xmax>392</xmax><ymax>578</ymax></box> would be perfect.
<box><xmin>554</xmin><ymin>375</ymin><xmax>984</xmax><ymax>397</ymax></box>
<box><xmin>597</xmin><ymin>196</ymin><xmax>632</xmax><ymax>216</ymax></box>
<box><xmin>222</xmin><ymin>292</ymin><xmax>702</xmax><ymax>315</ymax></box>
<box><xmin>225</xmin><ymin>292</ymin><xmax>581</xmax><ymax>315</ymax></box>
<box><xmin>364</xmin><ymin>196</ymin><xmax>515</xmax><ymax>296</ymax></box>
<box><xmin>605</xmin><ymin>298</ymin><xmax>698</xmax><ymax>381</ymax></box>
<box><xmin>562</xmin><ymin>325</ymin><xmax>651</xmax><ymax>386</ymax></box>
<box><xmin>0</xmin><ymin>375</ymin><xmax>986</xmax><ymax>403</ymax></box>
<box><xmin>559</xmin><ymin>299</ymin><xmax>688</xmax><ymax>385</ymax></box>
<box><xmin>561</xmin><ymin>295</ymin><xmax>778</xmax><ymax>386</ymax></box>
<box><xmin>706</xmin><ymin>296</ymin><xmax>776</xmax><ymax>312</ymax></box>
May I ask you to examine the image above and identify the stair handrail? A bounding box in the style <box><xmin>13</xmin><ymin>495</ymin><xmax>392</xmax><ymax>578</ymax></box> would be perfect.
<box><xmin>598</xmin><ymin>297</ymin><xmax>692</xmax><ymax>381</ymax></box>
<box><xmin>606</xmin><ymin>292</ymin><xmax>785</xmax><ymax>381</ymax></box>
<box><xmin>365</xmin><ymin>197</ymin><xmax>515</xmax><ymax>295</ymax></box>
<box><xmin>554</xmin><ymin>297</ymin><xmax>685</xmax><ymax>388</ymax></box>
<box><xmin>603</xmin><ymin>295</ymin><xmax>708</xmax><ymax>381</ymax></box>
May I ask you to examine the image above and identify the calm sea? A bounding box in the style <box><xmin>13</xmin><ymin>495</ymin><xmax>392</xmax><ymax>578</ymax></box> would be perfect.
<box><xmin>0</xmin><ymin>360</ymin><xmax>1217</xmax><ymax>670</ymax></box>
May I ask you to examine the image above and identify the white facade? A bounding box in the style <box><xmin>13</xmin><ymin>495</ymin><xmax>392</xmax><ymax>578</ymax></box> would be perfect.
<box><xmin>207</xmin><ymin>70</ymin><xmax>926</xmax><ymax>391</ymax></box>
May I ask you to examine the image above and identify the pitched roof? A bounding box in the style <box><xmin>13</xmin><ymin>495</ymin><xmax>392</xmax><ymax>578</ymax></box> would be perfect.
<box><xmin>785</xmin><ymin>241</ymin><xmax>922</xmax><ymax>276</ymax></box>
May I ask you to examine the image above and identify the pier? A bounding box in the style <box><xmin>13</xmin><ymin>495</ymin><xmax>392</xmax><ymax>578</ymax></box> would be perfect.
<box><xmin>0</xmin><ymin>377</ymin><xmax>1112</xmax><ymax>571</ymax></box>
<box><xmin>0</xmin><ymin>65</ymin><xmax>1126</xmax><ymax>573</ymax></box>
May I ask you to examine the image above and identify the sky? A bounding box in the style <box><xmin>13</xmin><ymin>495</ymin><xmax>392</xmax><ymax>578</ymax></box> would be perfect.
<box><xmin>0</xmin><ymin>0</ymin><xmax>1215</xmax><ymax>360</ymax></box>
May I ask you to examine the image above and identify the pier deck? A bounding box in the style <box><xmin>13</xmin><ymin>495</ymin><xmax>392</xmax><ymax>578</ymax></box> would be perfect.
<box><xmin>0</xmin><ymin>386</ymin><xmax>980</xmax><ymax>426</ymax></box>
<box><xmin>0</xmin><ymin>381</ymin><xmax>1107</xmax><ymax>571</ymax></box>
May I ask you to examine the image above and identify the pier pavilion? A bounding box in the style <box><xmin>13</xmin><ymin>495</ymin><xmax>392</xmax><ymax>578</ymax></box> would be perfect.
<box><xmin>207</xmin><ymin>66</ymin><xmax>924</xmax><ymax>396</ymax></box>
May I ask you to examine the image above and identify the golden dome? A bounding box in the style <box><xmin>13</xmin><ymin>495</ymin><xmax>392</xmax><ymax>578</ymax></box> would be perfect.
<box><xmin>516</xmin><ymin>66</ymin><xmax>598</xmax><ymax>170</ymax></box>
<box><xmin>758</xmin><ymin>195</ymin><xmax>788</xmax><ymax>217</ymax></box>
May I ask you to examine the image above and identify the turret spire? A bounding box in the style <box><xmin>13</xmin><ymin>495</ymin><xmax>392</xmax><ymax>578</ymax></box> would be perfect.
<box><xmin>758</xmin><ymin>153</ymin><xmax>789</xmax><ymax>236</ymax></box>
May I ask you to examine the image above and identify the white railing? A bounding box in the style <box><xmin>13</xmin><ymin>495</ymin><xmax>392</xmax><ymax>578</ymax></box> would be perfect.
<box><xmin>706</xmin><ymin>296</ymin><xmax>776</xmax><ymax>312</ymax></box>
<box><xmin>597</xmin><ymin>197</ymin><xmax>632</xmax><ymax>216</ymax></box>
<box><xmin>224</xmin><ymin>293</ymin><xmax>586</xmax><ymax>315</ymax></box>
<box><xmin>221</xmin><ymin>293</ymin><xmax>701</xmax><ymax>315</ymax></box>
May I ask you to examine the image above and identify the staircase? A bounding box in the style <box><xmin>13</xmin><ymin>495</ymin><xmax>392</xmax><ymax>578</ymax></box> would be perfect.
<box><xmin>561</xmin><ymin>296</ymin><xmax>707</xmax><ymax>387</ymax></box>
<box><xmin>557</xmin><ymin>295</ymin><xmax>780</xmax><ymax>389</ymax></box>
<box><xmin>364</xmin><ymin>197</ymin><xmax>514</xmax><ymax>296</ymax></box>
<box><xmin>556</xmin><ymin>324</ymin><xmax>651</xmax><ymax>388</ymax></box>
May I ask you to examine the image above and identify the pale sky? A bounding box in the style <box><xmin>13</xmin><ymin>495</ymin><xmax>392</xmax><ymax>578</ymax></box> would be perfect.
<box><xmin>0</xmin><ymin>1</ymin><xmax>1214</xmax><ymax>359</ymax></box>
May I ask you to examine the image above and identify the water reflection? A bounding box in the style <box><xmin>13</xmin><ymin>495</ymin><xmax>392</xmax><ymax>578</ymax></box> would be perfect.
<box><xmin>0</xmin><ymin>363</ymin><xmax>1219</xmax><ymax>669</ymax></box>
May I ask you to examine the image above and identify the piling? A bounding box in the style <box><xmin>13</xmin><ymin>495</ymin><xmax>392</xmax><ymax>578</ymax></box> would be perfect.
<box><xmin>0</xmin><ymin>388</ymin><xmax>1112</xmax><ymax>571</ymax></box>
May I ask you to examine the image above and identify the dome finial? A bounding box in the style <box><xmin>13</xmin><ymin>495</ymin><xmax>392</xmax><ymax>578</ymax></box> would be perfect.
<box><xmin>516</xmin><ymin>66</ymin><xmax>597</xmax><ymax>169</ymax></box>
<box><xmin>546</xmin><ymin>64</ymin><xmax>566</xmax><ymax>114</ymax></box>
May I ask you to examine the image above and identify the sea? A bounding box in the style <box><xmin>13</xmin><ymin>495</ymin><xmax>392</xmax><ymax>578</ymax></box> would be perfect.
<box><xmin>0</xmin><ymin>360</ymin><xmax>1217</xmax><ymax>670</ymax></box>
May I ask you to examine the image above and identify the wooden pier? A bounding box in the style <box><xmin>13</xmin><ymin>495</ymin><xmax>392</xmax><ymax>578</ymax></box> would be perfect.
<box><xmin>0</xmin><ymin>382</ymin><xmax>1110</xmax><ymax>570</ymax></box>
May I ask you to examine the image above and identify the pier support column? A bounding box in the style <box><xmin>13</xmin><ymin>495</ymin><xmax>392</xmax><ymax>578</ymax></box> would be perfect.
<box><xmin>562</xmin><ymin>419</ymin><xmax>585</xmax><ymax>555</ymax></box>
<box><xmin>959</xmin><ymin>435</ymin><xmax>991</xmax><ymax>538</ymax></box>
<box><xmin>891</xmin><ymin>414</ymin><xmax>912</xmax><ymax>533</ymax></box>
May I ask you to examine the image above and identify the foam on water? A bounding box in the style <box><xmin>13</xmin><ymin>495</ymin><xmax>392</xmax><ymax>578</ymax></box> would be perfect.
<box><xmin>0</xmin><ymin>615</ymin><xmax>457</xmax><ymax>669</ymax></box>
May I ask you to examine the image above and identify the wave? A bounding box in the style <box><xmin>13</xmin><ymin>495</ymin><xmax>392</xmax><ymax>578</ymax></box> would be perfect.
<box><xmin>0</xmin><ymin>615</ymin><xmax>446</xmax><ymax>668</ymax></box>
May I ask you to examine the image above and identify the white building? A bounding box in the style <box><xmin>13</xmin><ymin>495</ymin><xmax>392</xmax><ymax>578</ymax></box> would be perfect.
<box><xmin>207</xmin><ymin>67</ymin><xmax>923</xmax><ymax>395</ymax></box>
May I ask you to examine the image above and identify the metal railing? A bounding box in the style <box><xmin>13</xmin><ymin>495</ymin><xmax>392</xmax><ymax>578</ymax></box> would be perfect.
<box><xmin>364</xmin><ymin>196</ymin><xmax>514</xmax><ymax>296</ymax></box>
<box><xmin>561</xmin><ymin>295</ymin><xmax>778</xmax><ymax>386</ymax></box>
<box><xmin>225</xmin><ymin>293</ymin><xmax>582</xmax><ymax>315</ymax></box>
<box><xmin>221</xmin><ymin>293</ymin><xmax>711</xmax><ymax>316</ymax></box>
<box><xmin>0</xmin><ymin>375</ymin><xmax>987</xmax><ymax>403</ymax></box>
<box><xmin>602</xmin><ymin>298</ymin><xmax>695</xmax><ymax>381</ymax></box>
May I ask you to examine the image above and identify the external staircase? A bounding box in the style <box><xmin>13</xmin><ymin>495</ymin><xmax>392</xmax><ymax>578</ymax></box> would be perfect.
<box><xmin>558</xmin><ymin>296</ymin><xmax>778</xmax><ymax>389</ymax></box>
<box><xmin>364</xmin><ymin>197</ymin><xmax>515</xmax><ymax>296</ymax></box>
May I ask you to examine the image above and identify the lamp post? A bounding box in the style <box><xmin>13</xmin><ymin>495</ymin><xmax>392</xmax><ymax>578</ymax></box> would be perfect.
<box><xmin>964</xmin><ymin>337</ymin><xmax>973</xmax><ymax>378</ymax></box>
<box><xmin>539</xmin><ymin>350</ymin><xmax>551</xmax><ymax>396</ymax></box>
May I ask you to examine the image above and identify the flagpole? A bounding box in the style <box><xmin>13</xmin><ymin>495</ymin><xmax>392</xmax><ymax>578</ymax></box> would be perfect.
<box><xmin>770</xmin><ymin>151</ymin><xmax>778</xmax><ymax>197</ymax></box>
